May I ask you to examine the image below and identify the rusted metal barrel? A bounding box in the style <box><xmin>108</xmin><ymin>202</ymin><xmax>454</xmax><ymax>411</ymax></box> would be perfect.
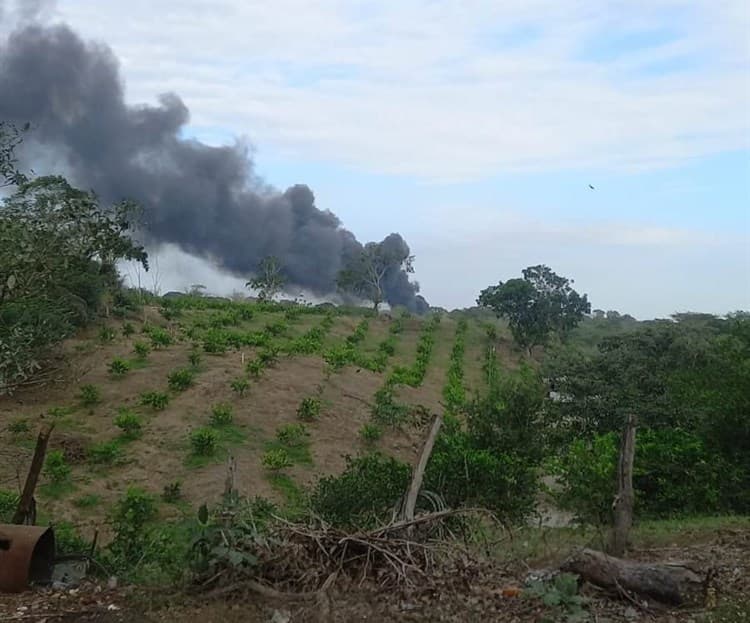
<box><xmin>0</xmin><ymin>524</ymin><xmax>56</xmax><ymax>592</ymax></box>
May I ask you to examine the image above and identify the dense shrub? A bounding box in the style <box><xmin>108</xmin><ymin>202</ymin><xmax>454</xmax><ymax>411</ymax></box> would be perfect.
<box><xmin>297</xmin><ymin>396</ymin><xmax>321</xmax><ymax>421</ymax></box>
<box><xmin>115</xmin><ymin>409</ymin><xmax>143</xmax><ymax>440</ymax></box>
<box><xmin>190</xmin><ymin>428</ymin><xmax>218</xmax><ymax>456</ymax></box>
<box><xmin>140</xmin><ymin>390</ymin><xmax>169</xmax><ymax>410</ymax></box>
<box><xmin>108</xmin><ymin>488</ymin><xmax>158</xmax><ymax>569</ymax></box>
<box><xmin>210</xmin><ymin>403</ymin><xmax>233</xmax><ymax>427</ymax></box>
<box><xmin>168</xmin><ymin>367</ymin><xmax>195</xmax><ymax>391</ymax></box>
<box><xmin>108</xmin><ymin>357</ymin><xmax>130</xmax><ymax>377</ymax></box>
<box><xmin>311</xmin><ymin>453</ymin><xmax>410</xmax><ymax>528</ymax></box>
<box><xmin>262</xmin><ymin>448</ymin><xmax>292</xmax><ymax>471</ymax></box>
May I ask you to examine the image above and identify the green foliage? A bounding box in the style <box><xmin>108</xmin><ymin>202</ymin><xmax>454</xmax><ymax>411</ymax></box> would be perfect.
<box><xmin>276</xmin><ymin>423</ymin><xmax>308</xmax><ymax>447</ymax></box>
<box><xmin>525</xmin><ymin>573</ymin><xmax>588</xmax><ymax>622</ymax></box>
<box><xmin>140</xmin><ymin>390</ymin><xmax>169</xmax><ymax>411</ymax></box>
<box><xmin>73</xmin><ymin>493</ymin><xmax>101</xmax><ymax>508</ymax></box>
<box><xmin>87</xmin><ymin>440</ymin><xmax>122</xmax><ymax>465</ymax></box>
<box><xmin>162</xmin><ymin>481</ymin><xmax>182</xmax><ymax>503</ymax></box>
<box><xmin>297</xmin><ymin>396</ymin><xmax>321</xmax><ymax>421</ymax></box>
<box><xmin>146</xmin><ymin>326</ymin><xmax>172</xmax><ymax>349</ymax></box>
<box><xmin>98</xmin><ymin>326</ymin><xmax>116</xmax><ymax>343</ymax></box>
<box><xmin>359</xmin><ymin>423</ymin><xmax>383</xmax><ymax>444</ymax></box>
<box><xmin>108</xmin><ymin>488</ymin><xmax>158</xmax><ymax>569</ymax></box>
<box><xmin>78</xmin><ymin>383</ymin><xmax>101</xmax><ymax>407</ymax></box>
<box><xmin>258</xmin><ymin>345</ymin><xmax>280</xmax><ymax>367</ymax></box>
<box><xmin>8</xmin><ymin>419</ymin><xmax>29</xmax><ymax>434</ymax></box>
<box><xmin>44</xmin><ymin>450</ymin><xmax>71</xmax><ymax>483</ymax></box>
<box><xmin>0</xmin><ymin>490</ymin><xmax>19</xmax><ymax>522</ymax></box>
<box><xmin>264</xmin><ymin>320</ymin><xmax>288</xmax><ymax>337</ymax></box>
<box><xmin>122</xmin><ymin>322</ymin><xmax>136</xmax><ymax>337</ymax></box>
<box><xmin>133</xmin><ymin>340</ymin><xmax>150</xmax><ymax>359</ymax></box>
<box><xmin>387</xmin><ymin>315</ymin><xmax>440</xmax><ymax>387</ymax></box>
<box><xmin>210</xmin><ymin>403</ymin><xmax>233</xmax><ymax>427</ymax></box>
<box><xmin>246</xmin><ymin>359</ymin><xmax>264</xmax><ymax>379</ymax></box>
<box><xmin>371</xmin><ymin>385</ymin><xmax>410</xmax><ymax>427</ymax></box>
<box><xmin>287</xmin><ymin>324</ymin><xmax>329</xmax><ymax>354</ymax></box>
<box><xmin>115</xmin><ymin>409</ymin><xmax>143</xmax><ymax>440</ymax></box>
<box><xmin>262</xmin><ymin>448</ymin><xmax>292</xmax><ymax>471</ymax></box>
<box><xmin>190</xmin><ymin>427</ymin><xmax>218</xmax><ymax>456</ymax></box>
<box><xmin>230</xmin><ymin>376</ymin><xmax>249</xmax><ymax>396</ymax></box>
<box><xmin>108</xmin><ymin>357</ymin><xmax>130</xmax><ymax>377</ymax></box>
<box><xmin>311</xmin><ymin>453</ymin><xmax>410</xmax><ymax>528</ymax></box>
<box><xmin>443</xmin><ymin>319</ymin><xmax>468</xmax><ymax>412</ymax></box>
<box><xmin>478</xmin><ymin>265</ymin><xmax>590</xmax><ymax>350</ymax></box>
<box><xmin>168</xmin><ymin>367</ymin><xmax>195</xmax><ymax>391</ymax></box>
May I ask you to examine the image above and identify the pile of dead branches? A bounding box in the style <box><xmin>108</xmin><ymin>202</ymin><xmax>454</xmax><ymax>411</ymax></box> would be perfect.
<box><xmin>202</xmin><ymin>508</ymin><xmax>504</xmax><ymax>603</ymax></box>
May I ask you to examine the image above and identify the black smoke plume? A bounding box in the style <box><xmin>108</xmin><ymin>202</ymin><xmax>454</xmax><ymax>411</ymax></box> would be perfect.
<box><xmin>0</xmin><ymin>19</ymin><xmax>427</xmax><ymax>311</ymax></box>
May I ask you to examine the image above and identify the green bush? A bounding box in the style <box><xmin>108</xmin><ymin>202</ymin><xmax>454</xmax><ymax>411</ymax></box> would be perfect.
<box><xmin>210</xmin><ymin>403</ymin><xmax>233</xmax><ymax>427</ymax></box>
<box><xmin>297</xmin><ymin>396</ymin><xmax>321</xmax><ymax>421</ymax></box>
<box><xmin>231</xmin><ymin>377</ymin><xmax>249</xmax><ymax>396</ymax></box>
<box><xmin>264</xmin><ymin>321</ymin><xmax>288</xmax><ymax>337</ymax></box>
<box><xmin>246</xmin><ymin>359</ymin><xmax>264</xmax><ymax>379</ymax></box>
<box><xmin>276</xmin><ymin>423</ymin><xmax>308</xmax><ymax>447</ymax></box>
<box><xmin>0</xmin><ymin>490</ymin><xmax>19</xmax><ymax>522</ymax></box>
<box><xmin>311</xmin><ymin>454</ymin><xmax>410</xmax><ymax>528</ymax></box>
<box><xmin>168</xmin><ymin>367</ymin><xmax>195</xmax><ymax>391</ymax></box>
<box><xmin>44</xmin><ymin>450</ymin><xmax>72</xmax><ymax>483</ymax></box>
<box><xmin>108</xmin><ymin>488</ymin><xmax>158</xmax><ymax>568</ymax></box>
<box><xmin>78</xmin><ymin>384</ymin><xmax>101</xmax><ymax>407</ymax></box>
<box><xmin>190</xmin><ymin>428</ymin><xmax>218</xmax><ymax>456</ymax></box>
<box><xmin>147</xmin><ymin>327</ymin><xmax>172</xmax><ymax>349</ymax></box>
<box><xmin>258</xmin><ymin>346</ymin><xmax>280</xmax><ymax>367</ymax></box>
<box><xmin>140</xmin><ymin>390</ymin><xmax>169</xmax><ymax>411</ymax></box>
<box><xmin>108</xmin><ymin>357</ymin><xmax>130</xmax><ymax>377</ymax></box>
<box><xmin>115</xmin><ymin>409</ymin><xmax>142</xmax><ymax>440</ymax></box>
<box><xmin>133</xmin><ymin>341</ymin><xmax>150</xmax><ymax>359</ymax></box>
<box><xmin>87</xmin><ymin>440</ymin><xmax>122</xmax><ymax>465</ymax></box>
<box><xmin>261</xmin><ymin>448</ymin><xmax>292</xmax><ymax>471</ymax></box>
<box><xmin>122</xmin><ymin>322</ymin><xmax>136</xmax><ymax>337</ymax></box>
<box><xmin>359</xmin><ymin>423</ymin><xmax>383</xmax><ymax>444</ymax></box>
<box><xmin>371</xmin><ymin>386</ymin><xmax>410</xmax><ymax>427</ymax></box>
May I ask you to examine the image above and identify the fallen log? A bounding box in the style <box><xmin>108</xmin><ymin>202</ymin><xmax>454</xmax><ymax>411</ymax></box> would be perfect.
<box><xmin>561</xmin><ymin>548</ymin><xmax>706</xmax><ymax>606</ymax></box>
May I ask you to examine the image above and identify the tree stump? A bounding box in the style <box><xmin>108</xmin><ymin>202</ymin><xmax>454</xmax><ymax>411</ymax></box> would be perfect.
<box><xmin>561</xmin><ymin>548</ymin><xmax>707</xmax><ymax>606</ymax></box>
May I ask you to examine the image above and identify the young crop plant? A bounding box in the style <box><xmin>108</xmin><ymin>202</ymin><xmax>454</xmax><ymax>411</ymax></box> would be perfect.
<box><xmin>190</xmin><ymin>427</ymin><xmax>218</xmax><ymax>456</ymax></box>
<box><xmin>108</xmin><ymin>357</ymin><xmax>130</xmax><ymax>377</ymax></box>
<box><xmin>122</xmin><ymin>322</ymin><xmax>136</xmax><ymax>337</ymax></box>
<box><xmin>264</xmin><ymin>320</ymin><xmax>288</xmax><ymax>337</ymax></box>
<box><xmin>188</xmin><ymin>350</ymin><xmax>202</xmax><ymax>368</ymax></box>
<box><xmin>132</xmin><ymin>340</ymin><xmax>150</xmax><ymax>359</ymax></box>
<box><xmin>442</xmin><ymin>319</ymin><xmax>468</xmax><ymax>412</ymax></box>
<box><xmin>115</xmin><ymin>409</ymin><xmax>142</xmax><ymax>440</ymax></box>
<box><xmin>246</xmin><ymin>359</ymin><xmax>264</xmax><ymax>379</ymax></box>
<box><xmin>297</xmin><ymin>396</ymin><xmax>321</xmax><ymax>421</ymax></box>
<box><xmin>168</xmin><ymin>367</ymin><xmax>195</xmax><ymax>391</ymax></box>
<box><xmin>210</xmin><ymin>403</ymin><xmax>233</xmax><ymax>427</ymax></box>
<box><xmin>359</xmin><ymin>423</ymin><xmax>383</xmax><ymax>445</ymax></box>
<box><xmin>230</xmin><ymin>376</ymin><xmax>249</xmax><ymax>397</ymax></box>
<box><xmin>44</xmin><ymin>450</ymin><xmax>71</xmax><ymax>483</ymax></box>
<box><xmin>140</xmin><ymin>390</ymin><xmax>170</xmax><ymax>411</ymax></box>
<box><xmin>98</xmin><ymin>326</ymin><xmax>116</xmax><ymax>343</ymax></box>
<box><xmin>258</xmin><ymin>345</ymin><xmax>280</xmax><ymax>367</ymax></box>
<box><xmin>87</xmin><ymin>440</ymin><xmax>122</xmax><ymax>466</ymax></box>
<box><xmin>147</xmin><ymin>326</ymin><xmax>172</xmax><ymax>349</ymax></box>
<box><xmin>78</xmin><ymin>384</ymin><xmax>101</xmax><ymax>407</ymax></box>
<box><xmin>276</xmin><ymin>423</ymin><xmax>309</xmax><ymax>448</ymax></box>
<box><xmin>162</xmin><ymin>481</ymin><xmax>182</xmax><ymax>503</ymax></box>
<box><xmin>262</xmin><ymin>448</ymin><xmax>292</xmax><ymax>471</ymax></box>
<box><xmin>8</xmin><ymin>419</ymin><xmax>30</xmax><ymax>434</ymax></box>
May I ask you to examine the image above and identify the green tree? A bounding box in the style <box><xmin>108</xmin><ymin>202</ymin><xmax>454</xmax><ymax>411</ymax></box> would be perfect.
<box><xmin>477</xmin><ymin>265</ymin><xmax>590</xmax><ymax>351</ymax></box>
<box><xmin>1</xmin><ymin>175</ymin><xmax>147</xmax><ymax>391</ymax></box>
<box><xmin>246</xmin><ymin>256</ymin><xmax>285</xmax><ymax>302</ymax></box>
<box><xmin>337</xmin><ymin>235</ymin><xmax>414</xmax><ymax>311</ymax></box>
<box><xmin>0</xmin><ymin>121</ymin><xmax>28</xmax><ymax>189</ymax></box>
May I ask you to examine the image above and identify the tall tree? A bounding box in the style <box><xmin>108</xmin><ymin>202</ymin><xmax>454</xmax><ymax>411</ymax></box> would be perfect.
<box><xmin>246</xmin><ymin>256</ymin><xmax>285</xmax><ymax>302</ymax></box>
<box><xmin>337</xmin><ymin>236</ymin><xmax>414</xmax><ymax>311</ymax></box>
<box><xmin>477</xmin><ymin>264</ymin><xmax>590</xmax><ymax>351</ymax></box>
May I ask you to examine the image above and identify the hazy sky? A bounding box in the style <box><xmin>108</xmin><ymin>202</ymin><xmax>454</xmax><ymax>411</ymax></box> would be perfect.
<box><xmin>6</xmin><ymin>0</ymin><xmax>750</xmax><ymax>317</ymax></box>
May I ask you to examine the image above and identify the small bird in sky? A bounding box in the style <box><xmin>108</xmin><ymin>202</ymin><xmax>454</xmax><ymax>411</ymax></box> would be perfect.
<box><xmin>588</xmin><ymin>184</ymin><xmax>595</xmax><ymax>190</ymax></box>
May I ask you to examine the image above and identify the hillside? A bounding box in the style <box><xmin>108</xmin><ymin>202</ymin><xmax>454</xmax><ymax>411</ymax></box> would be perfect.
<box><xmin>0</xmin><ymin>297</ymin><xmax>518</xmax><ymax>536</ymax></box>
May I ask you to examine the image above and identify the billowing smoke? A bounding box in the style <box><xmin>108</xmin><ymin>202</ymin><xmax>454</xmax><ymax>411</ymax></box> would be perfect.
<box><xmin>0</xmin><ymin>18</ymin><xmax>427</xmax><ymax>311</ymax></box>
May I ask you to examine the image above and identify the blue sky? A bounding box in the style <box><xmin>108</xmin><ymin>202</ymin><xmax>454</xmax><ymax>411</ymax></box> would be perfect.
<box><xmin>27</xmin><ymin>1</ymin><xmax>750</xmax><ymax>316</ymax></box>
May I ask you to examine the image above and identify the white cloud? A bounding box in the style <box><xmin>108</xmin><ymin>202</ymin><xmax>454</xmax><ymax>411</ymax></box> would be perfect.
<box><xmin>32</xmin><ymin>0</ymin><xmax>750</xmax><ymax>179</ymax></box>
